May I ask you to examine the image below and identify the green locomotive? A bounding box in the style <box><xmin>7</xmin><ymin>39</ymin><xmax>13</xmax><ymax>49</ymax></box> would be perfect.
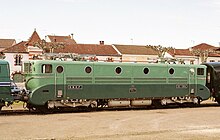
<box><xmin>0</xmin><ymin>60</ymin><xmax>13</xmax><ymax>110</ymax></box>
<box><xmin>23</xmin><ymin>60</ymin><xmax>210</xmax><ymax>111</ymax></box>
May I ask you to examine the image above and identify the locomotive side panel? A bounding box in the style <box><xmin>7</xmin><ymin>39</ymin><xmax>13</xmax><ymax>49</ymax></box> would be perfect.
<box><xmin>64</xmin><ymin>63</ymin><xmax>209</xmax><ymax>100</ymax></box>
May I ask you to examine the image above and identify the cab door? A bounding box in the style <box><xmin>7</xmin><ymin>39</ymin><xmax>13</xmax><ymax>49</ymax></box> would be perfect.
<box><xmin>55</xmin><ymin>65</ymin><xmax>65</xmax><ymax>98</ymax></box>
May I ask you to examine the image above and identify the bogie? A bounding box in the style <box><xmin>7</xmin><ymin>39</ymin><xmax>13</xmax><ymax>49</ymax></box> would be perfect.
<box><xmin>28</xmin><ymin>96</ymin><xmax>203</xmax><ymax>112</ymax></box>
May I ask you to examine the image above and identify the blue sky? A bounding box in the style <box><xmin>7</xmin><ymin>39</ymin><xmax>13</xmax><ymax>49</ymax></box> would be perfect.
<box><xmin>1</xmin><ymin>0</ymin><xmax>220</xmax><ymax>48</ymax></box>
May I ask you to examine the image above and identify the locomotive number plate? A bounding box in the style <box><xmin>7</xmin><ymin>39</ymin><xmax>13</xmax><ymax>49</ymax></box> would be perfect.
<box><xmin>176</xmin><ymin>84</ymin><xmax>188</xmax><ymax>89</ymax></box>
<box><xmin>129</xmin><ymin>85</ymin><xmax>137</xmax><ymax>93</ymax></box>
<box><xmin>68</xmin><ymin>85</ymin><xmax>83</xmax><ymax>90</ymax></box>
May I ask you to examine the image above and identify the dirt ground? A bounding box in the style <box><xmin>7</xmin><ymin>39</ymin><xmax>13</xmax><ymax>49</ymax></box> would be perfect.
<box><xmin>1</xmin><ymin>101</ymin><xmax>220</xmax><ymax>140</ymax></box>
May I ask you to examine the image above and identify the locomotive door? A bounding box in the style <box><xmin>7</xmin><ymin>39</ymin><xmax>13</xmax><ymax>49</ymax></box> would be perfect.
<box><xmin>55</xmin><ymin>65</ymin><xmax>65</xmax><ymax>98</ymax></box>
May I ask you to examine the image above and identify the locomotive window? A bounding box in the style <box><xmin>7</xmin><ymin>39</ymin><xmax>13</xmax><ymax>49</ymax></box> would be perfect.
<box><xmin>85</xmin><ymin>66</ymin><xmax>92</xmax><ymax>73</ymax></box>
<box><xmin>169</xmin><ymin>68</ymin><xmax>175</xmax><ymax>75</ymax></box>
<box><xmin>197</xmin><ymin>68</ymin><xmax>204</xmax><ymax>75</ymax></box>
<box><xmin>56</xmin><ymin>66</ymin><xmax>64</xmax><ymax>73</ymax></box>
<box><xmin>207</xmin><ymin>72</ymin><xmax>211</xmax><ymax>83</ymax></box>
<box><xmin>42</xmin><ymin>64</ymin><xmax>52</xmax><ymax>73</ymax></box>
<box><xmin>143</xmin><ymin>67</ymin><xmax>149</xmax><ymax>74</ymax></box>
<box><xmin>115</xmin><ymin>67</ymin><xmax>122</xmax><ymax>74</ymax></box>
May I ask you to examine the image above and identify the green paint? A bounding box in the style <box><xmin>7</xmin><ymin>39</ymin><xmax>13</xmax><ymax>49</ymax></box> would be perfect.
<box><xmin>24</xmin><ymin>60</ymin><xmax>210</xmax><ymax>106</ymax></box>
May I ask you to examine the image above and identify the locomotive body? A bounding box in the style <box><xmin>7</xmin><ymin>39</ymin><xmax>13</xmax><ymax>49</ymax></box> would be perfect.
<box><xmin>0</xmin><ymin>60</ymin><xmax>13</xmax><ymax>110</ymax></box>
<box><xmin>203</xmin><ymin>62</ymin><xmax>220</xmax><ymax>103</ymax></box>
<box><xmin>23</xmin><ymin>60</ymin><xmax>210</xmax><ymax>110</ymax></box>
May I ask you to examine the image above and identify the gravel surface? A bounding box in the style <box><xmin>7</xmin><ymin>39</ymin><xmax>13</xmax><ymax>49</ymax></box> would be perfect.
<box><xmin>1</xmin><ymin>102</ymin><xmax>220</xmax><ymax>140</ymax></box>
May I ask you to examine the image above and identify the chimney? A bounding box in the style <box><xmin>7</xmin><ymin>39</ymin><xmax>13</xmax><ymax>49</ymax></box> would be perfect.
<box><xmin>99</xmin><ymin>41</ymin><xmax>104</xmax><ymax>45</ymax></box>
<box><xmin>71</xmin><ymin>33</ymin><xmax>74</xmax><ymax>39</ymax></box>
<box><xmin>189</xmin><ymin>47</ymin><xmax>192</xmax><ymax>52</ymax></box>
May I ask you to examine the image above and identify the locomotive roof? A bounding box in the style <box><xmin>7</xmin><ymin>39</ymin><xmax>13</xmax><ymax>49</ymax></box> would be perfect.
<box><xmin>0</xmin><ymin>60</ymin><xmax>9</xmax><ymax>65</ymax></box>
<box><xmin>27</xmin><ymin>60</ymin><xmax>205</xmax><ymax>68</ymax></box>
<box><xmin>203</xmin><ymin>62</ymin><xmax>220</xmax><ymax>72</ymax></box>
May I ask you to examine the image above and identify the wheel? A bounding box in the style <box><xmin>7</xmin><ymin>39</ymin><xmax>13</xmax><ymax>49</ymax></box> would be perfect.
<box><xmin>0</xmin><ymin>101</ymin><xmax>5</xmax><ymax>111</ymax></box>
<box><xmin>37</xmin><ymin>102</ymin><xmax>55</xmax><ymax>114</ymax></box>
<box><xmin>193</xmin><ymin>97</ymin><xmax>201</xmax><ymax>105</ymax></box>
<box><xmin>215</xmin><ymin>98</ymin><xmax>220</xmax><ymax>104</ymax></box>
<box><xmin>35</xmin><ymin>106</ymin><xmax>54</xmax><ymax>114</ymax></box>
<box><xmin>88</xmin><ymin>100</ymin><xmax>98</xmax><ymax>111</ymax></box>
<box><xmin>152</xmin><ymin>99</ymin><xmax>163</xmax><ymax>108</ymax></box>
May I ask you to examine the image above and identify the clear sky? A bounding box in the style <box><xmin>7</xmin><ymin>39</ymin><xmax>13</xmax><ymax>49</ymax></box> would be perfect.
<box><xmin>1</xmin><ymin>0</ymin><xmax>220</xmax><ymax>48</ymax></box>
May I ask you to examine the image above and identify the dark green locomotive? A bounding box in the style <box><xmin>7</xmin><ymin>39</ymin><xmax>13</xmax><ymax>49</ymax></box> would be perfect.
<box><xmin>23</xmin><ymin>60</ymin><xmax>210</xmax><ymax>111</ymax></box>
<box><xmin>203</xmin><ymin>62</ymin><xmax>220</xmax><ymax>103</ymax></box>
<box><xmin>0</xmin><ymin>60</ymin><xmax>13</xmax><ymax>110</ymax></box>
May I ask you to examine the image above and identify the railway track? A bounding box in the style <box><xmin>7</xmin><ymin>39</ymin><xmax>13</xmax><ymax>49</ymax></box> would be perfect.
<box><xmin>0</xmin><ymin>100</ymin><xmax>219</xmax><ymax>116</ymax></box>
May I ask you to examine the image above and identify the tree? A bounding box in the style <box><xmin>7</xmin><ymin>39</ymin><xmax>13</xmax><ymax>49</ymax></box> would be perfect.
<box><xmin>190</xmin><ymin>49</ymin><xmax>214</xmax><ymax>63</ymax></box>
<box><xmin>34</xmin><ymin>39</ymin><xmax>65</xmax><ymax>54</ymax></box>
<box><xmin>147</xmin><ymin>45</ymin><xmax>173</xmax><ymax>58</ymax></box>
<box><xmin>33</xmin><ymin>39</ymin><xmax>47</xmax><ymax>53</ymax></box>
<box><xmin>48</xmin><ymin>42</ymin><xmax>65</xmax><ymax>53</ymax></box>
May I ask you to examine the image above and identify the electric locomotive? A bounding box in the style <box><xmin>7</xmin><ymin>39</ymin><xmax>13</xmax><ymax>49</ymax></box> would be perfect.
<box><xmin>203</xmin><ymin>62</ymin><xmax>220</xmax><ymax>103</ymax></box>
<box><xmin>0</xmin><ymin>60</ymin><xmax>13</xmax><ymax>111</ymax></box>
<box><xmin>22</xmin><ymin>60</ymin><xmax>210</xmax><ymax>112</ymax></box>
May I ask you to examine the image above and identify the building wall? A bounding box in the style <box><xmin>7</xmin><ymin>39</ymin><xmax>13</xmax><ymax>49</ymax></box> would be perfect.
<box><xmin>121</xmin><ymin>54</ymin><xmax>158</xmax><ymax>63</ymax></box>
<box><xmin>27</xmin><ymin>46</ymin><xmax>43</xmax><ymax>60</ymax></box>
<box><xmin>206</xmin><ymin>57</ymin><xmax>220</xmax><ymax>63</ymax></box>
<box><xmin>174</xmin><ymin>55</ymin><xmax>198</xmax><ymax>64</ymax></box>
<box><xmin>96</xmin><ymin>55</ymin><xmax>121</xmax><ymax>62</ymax></box>
<box><xmin>4</xmin><ymin>53</ymin><xmax>29</xmax><ymax>74</ymax></box>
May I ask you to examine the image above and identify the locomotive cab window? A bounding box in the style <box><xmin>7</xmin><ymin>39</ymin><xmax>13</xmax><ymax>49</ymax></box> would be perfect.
<box><xmin>197</xmin><ymin>68</ymin><xmax>204</xmax><ymax>75</ymax></box>
<box><xmin>42</xmin><ymin>64</ymin><xmax>52</xmax><ymax>73</ymax></box>
<box><xmin>207</xmin><ymin>72</ymin><xmax>211</xmax><ymax>83</ymax></box>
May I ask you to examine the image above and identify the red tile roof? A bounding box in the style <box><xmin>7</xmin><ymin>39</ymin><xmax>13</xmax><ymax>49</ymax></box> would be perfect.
<box><xmin>25</xmin><ymin>31</ymin><xmax>41</xmax><ymax>46</ymax></box>
<box><xmin>113</xmin><ymin>44</ymin><xmax>158</xmax><ymax>55</ymax></box>
<box><xmin>192</xmin><ymin>43</ymin><xmax>216</xmax><ymax>50</ymax></box>
<box><xmin>47</xmin><ymin>35</ymin><xmax>76</xmax><ymax>44</ymax></box>
<box><xmin>2</xmin><ymin>41</ymin><xmax>28</xmax><ymax>53</ymax></box>
<box><xmin>208</xmin><ymin>53</ymin><xmax>220</xmax><ymax>57</ymax></box>
<box><xmin>191</xmin><ymin>43</ymin><xmax>220</xmax><ymax>57</ymax></box>
<box><xmin>2</xmin><ymin>40</ymin><xmax>119</xmax><ymax>56</ymax></box>
<box><xmin>168</xmin><ymin>49</ymin><xmax>194</xmax><ymax>56</ymax></box>
<box><xmin>53</xmin><ymin>43</ymin><xmax>119</xmax><ymax>56</ymax></box>
<box><xmin>0</xmin><ymin>39</ymin><xmax>16</xmax><ymax>48</ymax></box>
